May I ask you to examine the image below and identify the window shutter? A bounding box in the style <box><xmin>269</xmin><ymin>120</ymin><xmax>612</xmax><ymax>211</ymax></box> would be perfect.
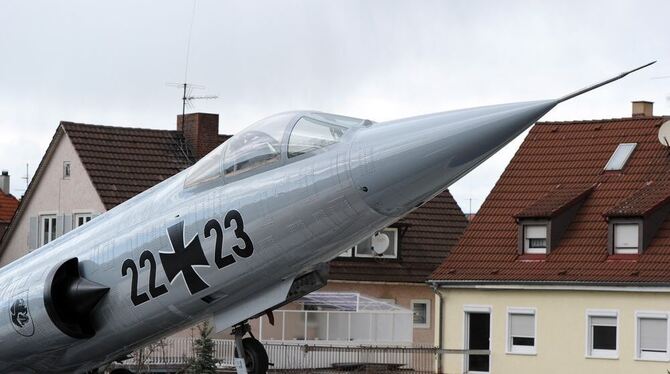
<box><xmin>511</xmin><ymin>313</ymin><xmax>535</xmax><ymax>337</ymax></box>
<box><xmin>525</xmin><ymin>225</ymin><xmax>546</xmax><ymax>239</ymax></box>
<box><xmin>56</xmin><ymin>215</ymin><xmax>64</xmax><ymax>237</ymax></box>
<box><xmin>63</xmin><ymin>214</ymin><xmax>72</xmax><ymax>233</ymax></box>
<box><xmin>640</xmin><ymin>318</ymin><xmax>668</xmax><ymax>352</ymax></box>
<box><xmin>27</xmin><ymin>216</ymin><xmax>38</xmax><ymax>250</ymax></box>
<box><xmin>614</xmin><ymin>224</ymin><xmax>638</xmax><ymax>249</ymax></box>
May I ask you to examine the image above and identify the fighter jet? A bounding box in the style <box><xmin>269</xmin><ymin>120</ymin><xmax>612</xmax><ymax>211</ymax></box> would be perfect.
<box><xmin>0</xmin><ymin>62</ymin><xmax>655</xmax><ymax>373</ymax></box>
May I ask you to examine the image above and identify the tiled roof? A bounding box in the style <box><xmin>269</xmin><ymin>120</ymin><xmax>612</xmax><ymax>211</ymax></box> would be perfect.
<box><xmin>516</xmin><ymin>184</ymin><xmax>594</xmax><ymax>219</ymax></box>
<box><xmin>62</xmin><ymin>122</ymin><xmax>231</xmax><ymax>209</ymax></box>
<box><xmin>330</xmin><ymin>189</ymin><xmax>468</xmax><ymax>283</ymax></box>
<box><xmin>431</xmin><ymin>115</ymin><xmax>670</xmax><ymax>284</ymax></box>
<box><xmin>604</xmin><ymin>180</ymin><xmax>670</xmax><ymax>217</ymax></box>
<box><xmin>0</xmin><ymin>192</ymin><xmax>18</xmax><ymax>223</ymax></box>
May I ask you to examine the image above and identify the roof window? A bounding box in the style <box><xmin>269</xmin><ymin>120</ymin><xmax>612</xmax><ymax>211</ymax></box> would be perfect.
<box><xmin>604</xmin><ymin>143</ymin><xmax>636</xmax><ymax>171</ymax></box>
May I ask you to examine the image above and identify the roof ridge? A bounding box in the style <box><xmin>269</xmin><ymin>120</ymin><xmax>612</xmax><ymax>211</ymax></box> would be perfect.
<box><xmin>537</xmin><ymin>116</ymin><xmax>666</xmax><ymax>125</ymax></box>
<box><xmin>60</xmin><ymin>121</ymin><xmax>183</xmax><ymax>134</ymax></box>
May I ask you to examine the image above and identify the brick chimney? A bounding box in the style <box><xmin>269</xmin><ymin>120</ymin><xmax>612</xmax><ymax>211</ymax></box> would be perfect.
<box><xmin>632</xmin><ymin>101</ymin><xmax>653</xmax><ymax>117</ymax></box>
<box><xmin>177</xmin><ymin>113</ymin><xmax>220</xmax><ymax>159</ymax></box>
<box><xmin>0</xmin><ymin>171</ymin><xmax>9</xmax><ymax>195</ymax></box>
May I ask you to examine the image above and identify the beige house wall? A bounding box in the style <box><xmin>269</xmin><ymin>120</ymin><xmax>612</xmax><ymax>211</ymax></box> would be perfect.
<box><xmin>439</xmin><ymin>287</ymin><xmax>670</xmax><ymax>374</ymax></box>
<box><xmin>0</xmin><ymin>133</ymin><xmax>105</xmax><ymax>265</ymax></box>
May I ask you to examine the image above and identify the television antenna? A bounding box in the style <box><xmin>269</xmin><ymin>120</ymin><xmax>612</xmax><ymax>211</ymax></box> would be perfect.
<box><xmin>168</xmin><ymin>0</ymin><xmax>218</xmax><ymax>127</ymax></box>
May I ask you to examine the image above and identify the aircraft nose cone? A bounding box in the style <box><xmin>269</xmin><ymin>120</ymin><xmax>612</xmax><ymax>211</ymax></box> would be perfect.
<box><xmin>350</xmin><ymin>100</ymin><xmax>556</xmax><ymax>216</ymax></box>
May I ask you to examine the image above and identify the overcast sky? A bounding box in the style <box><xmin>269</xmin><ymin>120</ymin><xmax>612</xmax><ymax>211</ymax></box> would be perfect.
<box><xmin>1</xmin><ymin>0</ymin><xmax>668</xmax><ymax>213</ymax></box>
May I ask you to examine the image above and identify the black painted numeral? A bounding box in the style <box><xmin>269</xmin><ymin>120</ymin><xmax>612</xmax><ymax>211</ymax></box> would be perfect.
<box><xmin>121</xmin><ymin>259</ymin><xmax>150</xmax><ymax>306</ymax></box>
<box><xmin>139</xmin><ymin>250</ymin><xmax>168</xmax><ymax>298</ymax></box>
<box><xmin>205</xmin><ymin>219</ymin><xmax>235</xmax><ymax>269</ymax></box>
<box><xmin>224</xmin><ymin>210</ymin><xmax>254</xmax><ymax>258</ymax></box>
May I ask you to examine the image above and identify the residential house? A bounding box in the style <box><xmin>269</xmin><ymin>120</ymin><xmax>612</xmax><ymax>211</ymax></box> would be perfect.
<box><xmin>0</xmin><ymin>112</ymin><xmax>467</xmax><ymax>348</ymax></box>
<box><xmin>430</xmin><ymin>101</ymin><xmax>670</xmax><ymax>374</ymax></box>
<box><xmin>0</xmin><ymin>171</ymin><xmax>19</xmax><ymax>241</ymax></box>
<box><xmin>0</xmin><ymin>113</ymin><xmax>226</xmax><ymax>264</ymax></box>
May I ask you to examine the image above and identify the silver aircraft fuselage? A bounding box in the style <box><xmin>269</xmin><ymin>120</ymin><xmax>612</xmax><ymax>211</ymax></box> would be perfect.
<box><xmin>0</xmin><ymin>62</ymin><xmax>654</xmax><ymax>372</ymax></box>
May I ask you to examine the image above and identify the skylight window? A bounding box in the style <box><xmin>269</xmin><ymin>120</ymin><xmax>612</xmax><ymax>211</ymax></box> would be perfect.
<box><xmin>604</xmin><ymin>143</ymin><xmax>637</xmax><ymax>171</ymax></box>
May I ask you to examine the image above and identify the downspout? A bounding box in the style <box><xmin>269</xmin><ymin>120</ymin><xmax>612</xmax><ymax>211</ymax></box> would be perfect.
<box><xmin>431</xmin><ymin>282</ymin><xmax>444</xmax><ymax>373</ymax></box>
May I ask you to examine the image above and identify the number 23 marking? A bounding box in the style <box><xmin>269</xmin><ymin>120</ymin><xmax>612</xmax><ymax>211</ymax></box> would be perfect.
<box><xmin>122</xmin><ymin>210</ymin><xmax>254</xmax><ymax>306</ymax></box>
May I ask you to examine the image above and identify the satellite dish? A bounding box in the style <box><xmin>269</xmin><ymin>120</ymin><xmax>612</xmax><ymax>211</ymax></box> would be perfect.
<box><xmin>658</xmin><ymin>120</ymin><xmax>670</xmax><ymax>147</ymax></box>
<box><xmin>370</xmin><ymin>232</ymin><xmax>390</xmax><ymax>255</ymax></box>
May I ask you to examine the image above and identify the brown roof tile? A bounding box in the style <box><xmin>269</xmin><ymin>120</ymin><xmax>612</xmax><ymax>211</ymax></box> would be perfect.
<box><xmin>431</xmin><ymin>116</ymin><xmax>670</xmax><ymax>284</ymax></box>
<box><xmin>62</xmin><ymin>122</ymin><xmax>231</xmax><ymax>209</ymax></box>
<box><xmin>330</xmin><ymin>189</ymin><xmax>468</xmax><ymax>283</ymax></box>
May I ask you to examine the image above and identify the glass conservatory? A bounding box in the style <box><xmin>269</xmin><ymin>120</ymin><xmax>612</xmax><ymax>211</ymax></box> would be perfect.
<box><xmin>256</xmin><ymin>292</ymin><xmax>413</xmax><ymax>345</ymax></box>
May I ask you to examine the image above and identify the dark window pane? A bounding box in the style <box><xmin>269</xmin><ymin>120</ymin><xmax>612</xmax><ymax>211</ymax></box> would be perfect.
<box><xmin>469</xmin><ymin>354</ymin><xmax>489</xmax><ymax>372</ymax></box>
<box><xmin>593</xmin><ymin>326</ymin><xmax>616</xmax><ymax>350</ymax></box>
<box><xmin>512</xmin><ymin>337</ymin><xmax>535</xmax><ymax>346</ymax></box>
<box><xmin>468</xmin><ymin>313</ymin><xmax>490</xmax><ymax>372</ymax></box>
<box><xmin>528</xmin><ymin>238</ymin><xmax>546</xmax><ymax>248</ymax></box>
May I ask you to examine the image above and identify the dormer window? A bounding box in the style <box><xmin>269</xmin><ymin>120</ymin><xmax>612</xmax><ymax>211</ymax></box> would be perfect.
<box><xmin>604</xmin><ymin>143</ymin><xmax>636</xmax><ymax>171</ymax></box>
<box><xmin>613</xmin><ymin>223</ymin><xmax>639</xmax><ymax>254</ymax></box>
<box><xmin>515</xmin><ymin>185</ymin><xmax>594</xmax><ymax>256</ymax></box>
<box><xmin>523</xmin><ymin>225</ymin><xmax>547</xmax><ymax>254</ymax></box>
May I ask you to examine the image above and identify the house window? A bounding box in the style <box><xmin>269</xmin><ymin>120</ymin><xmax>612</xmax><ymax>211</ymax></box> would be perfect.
<box><xmin>604</xmin><ymin>143</ymin><xmax>637</xmax><ymax>171</ymax></box>
<box><xmin>613</xmin><ymin>223</ymin><xmax>639</xmax><ymax>254</ymax></box>
<box><xmin>355</xmin><ymin>228</ymin><xmax>398</xmax><ymax>258</ymax></box>
<box><xmin>74</xmin><ymin>213</ymin><xmax>93</xmax><ymax>228</ymax></box>
<box><xmin>507</xmin><ymin>308</ymin><xmax>536</xmax><ymax>354</ymax></box>
<box><xmin>63</xmin><ymin>161</ymin><xmax>71</xmax><ymax>179</ymax></box>
<box><xmin>411</xmin><ymin>300</ymin><xmax>430</xmax><ymax>328</ymax></box>
<box><xmin>40</xmin><ymin>215</ymin><xmax>57</xmax><ymax>246</ymax></box>
<box><xmin>523</xmin><ymin>225</ymin><xmax>547</xmax><ymax>254</ymax></box>
<box><xmin>338</xmin><ymin>246</ymin><xmax>354</xmax><ymax>257</ymax></box>
<box><xmin>637</xmin><ymin>313</ymin><xmax>669</xmax><ymax>361</ymax></box>
<box><xmin>587</xmin><ymin>311</ymin><xmax>618</xmax><ymax>358</ymax></box>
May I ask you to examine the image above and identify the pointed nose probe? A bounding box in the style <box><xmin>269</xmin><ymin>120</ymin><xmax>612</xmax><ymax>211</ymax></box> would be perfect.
<box><xmin>349</xmin><ymin>61</ymin><xmax>656</xmax><ymax>217</ymax></box>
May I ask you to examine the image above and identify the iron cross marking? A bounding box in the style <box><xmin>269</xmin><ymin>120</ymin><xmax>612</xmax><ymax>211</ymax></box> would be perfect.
<box><xmin>161</xmin><ymin>221</ymin><xmax>210</xmax><ymax>295</ymax></box>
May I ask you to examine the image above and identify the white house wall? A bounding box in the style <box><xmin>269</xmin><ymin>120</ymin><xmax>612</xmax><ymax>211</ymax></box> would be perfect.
<box><xmin>0</xmin><ymin>132</ymin><xmax>105</xmax><ymax>265</ymax></box>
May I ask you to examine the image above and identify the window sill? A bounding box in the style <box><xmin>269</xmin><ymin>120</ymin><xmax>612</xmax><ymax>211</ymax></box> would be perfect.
<box><xmin>634</xmin><ymin>356</ymin><xmax>670</xmax><ymax>362</ymax></box>
<box><xmin>585</xmin><ymin>353</ymin><xmax>619</xmax><ymax>360</ymax></box>
<box><xmin>413</xmin><ymin>324</ymin><xmax>430</xmax><ymax>329</ymax></box>
<box><xmin>606</xmin><ymin>254</ymin><xmax>639</xmax><ymax>262</ymax></box>
<box><xmin>505</xmin><ymin>350</ymin><xmax>537</xmax><ymax>356</ymax></box>
<box><xmin>517</xmin><ymin>254</ymin><xmax>546</xmax><ymax>262</ymax></box>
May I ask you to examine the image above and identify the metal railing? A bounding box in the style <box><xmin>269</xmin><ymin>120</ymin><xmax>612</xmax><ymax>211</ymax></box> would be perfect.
<box><xmin>120</xmin><ymin>338</ymin><xmax>442</xmax><ymax>372</ymax></box>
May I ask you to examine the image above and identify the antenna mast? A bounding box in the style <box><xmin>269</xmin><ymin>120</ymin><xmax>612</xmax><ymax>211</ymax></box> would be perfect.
<box><xmin>168</xmin><ymin>0</ymin><xmax>217</xmax><ymax>127</ymax></box>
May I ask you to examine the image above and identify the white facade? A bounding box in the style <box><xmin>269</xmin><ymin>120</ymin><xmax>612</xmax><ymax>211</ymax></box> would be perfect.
<box><xmin>0</xmin><ymin>133</ymin><xmax>105</xmax><ymax>265</ymax></box>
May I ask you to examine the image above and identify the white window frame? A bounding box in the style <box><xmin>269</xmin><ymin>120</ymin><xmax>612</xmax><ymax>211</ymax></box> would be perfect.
<box><xmin>523</xmin><ymin>225</ymin><xmax>547</xmax><ymax>254</ymax></box>
<box><xmin>411</xmin><ymin>299</ymin><xmax>431</xmax><ymax>329</ymax></box>
<box><xmin>463</xmin><ymin>305</ymin><xmax>492</xmax><ymax>374</ymax></box>
<box><xmin>74</xmin><ymin>213</ymin><xmax>94</xmax><ymax>228</ymax></box>
<box><xmin>338</xmin><ymin>246</ymin><xmax>354</xmax><ymax>257</ymax></box>
<box><xmin>506</xmin><ymin>307</ymin><xmax>537</xmax><ymax>355</ymax></box>
<box><xmin>613</xmin><ymin>223</ymin><xmax>639</xmax><ymax>254</ymax></box>
<box><xmin>585</xmin><ymin>309</ymin><xmax>619</xmax><ymax>359</ymax></box>
<box><xmin>354</xmin><ymin>227</ymin><xmax>399</xmax><ymax>258</ymax></box>
<box><xmin>635</xmin><ymin>311</ymin><xmax>670</xmax><ymax>362</ymax></box>
<box><xmin>40</xmin><ymin>214</ymin><xmax>58</xmax><ymax>246</ymax></box>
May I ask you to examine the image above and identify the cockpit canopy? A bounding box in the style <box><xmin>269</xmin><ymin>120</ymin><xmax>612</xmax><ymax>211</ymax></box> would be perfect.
<box><xmin>184</xmin><ymin>111</ymin><xmax>365</xmax><ymax>188</ymax></box>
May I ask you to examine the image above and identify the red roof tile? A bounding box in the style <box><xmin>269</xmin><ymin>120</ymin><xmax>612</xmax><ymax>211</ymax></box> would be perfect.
<box><xmin>0</xmin><ymin>192</ymin><xmax>18</xmax><ymax>223</ymax></box>
<box><xmin>604</xmin><ymin>180</ymin><xmax>670</xmax><ymax>217</ymax></box>
<box><xmin>516</xmin><ymin>184</ymin><xmax>594</xmax><ymax>218</ymax></box>
<box><xmin>431</xmin><ymin>116</ymin><xmax>670</xmax><ymax>284</ymax></box>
